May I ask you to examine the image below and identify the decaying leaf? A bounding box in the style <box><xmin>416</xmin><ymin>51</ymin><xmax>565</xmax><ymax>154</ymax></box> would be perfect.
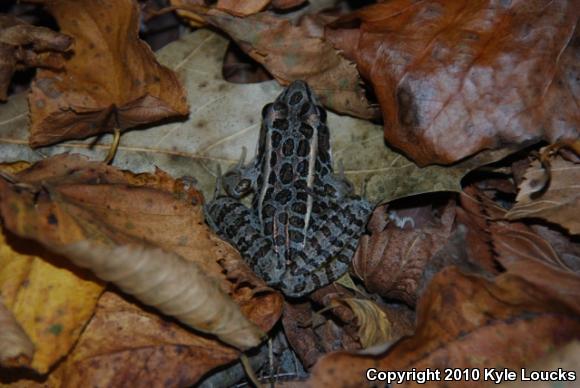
<box><xmin>506</xmin><ymin>153</ymin><xmax>580</xmax><ymax>235</ymax></box>
<box><xmin>0</xmin><ymin>225</ymin><xmax>104</xmax><ymax>374</ymax></box>
<box><xmin>28</xmin><ymin>0</ymin><xmax>189</xmax><ymax>147</ymax></box>
<box><xmin>203</xmin><ymin>9</ymin><xmax>378</xmax><ymax>119</ymax></box>
<box><xmin>283</xmin><ymin>283</ymin><xmax>415</xmax><ymax>368</ymax></box>
<box><xmin>327</xmin><ymin>0</ymin><xmax>579</xmax><ymax>165</ymax></box>
<box><xmin>329</xmin><ymin>298</ymin><xmax>391</xmax><ymax>349</ymax></box>
<box><xmin>59</xmin><ymin>242</ymin><xmax>264</xmax><ymax>350</ymax></box>
<box><xmin>0</xmin><ymin>15</ymin><xmax>72</xmax><ymax>101</ymax></box>
<box><xmin>353</xmin><ymin>198</ymin><xmax>456</xmax><ymax>305</ymax></box>
<box><xmin>309</xmin><ymin>261</ymin><xmax>580</xmax><ymax>386</ymax></box>
<box><xmin>460</xmin><ymin>185</ymin><xmax>574</xmax><ymax>272</ymax></box>
<box><xmin>0</xmin><ymin>297</ymin><xmax>34</xmax><ymax>367</ymax></box>
<box><xmin>0</xmin><ymin>154</ymin><xmax>282</xmax><ymax>382</ymax></box>
<box><xmin>1</xmin><ymin>29</ymin><xmax>518</xmax><ymax>206</ymax></box>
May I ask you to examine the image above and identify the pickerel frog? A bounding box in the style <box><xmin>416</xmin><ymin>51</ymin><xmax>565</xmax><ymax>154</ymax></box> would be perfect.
<box><xmin>206</xmin><ymin>81</ymin><xmax>372</xmax><ymax>297</ymax></box>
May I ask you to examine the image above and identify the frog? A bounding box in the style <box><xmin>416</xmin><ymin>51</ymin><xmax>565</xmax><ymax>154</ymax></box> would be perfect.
<box><xmin>205</xmin><ymin>80</ymin><xmax>372</xmax><ymax>297</ymax></box>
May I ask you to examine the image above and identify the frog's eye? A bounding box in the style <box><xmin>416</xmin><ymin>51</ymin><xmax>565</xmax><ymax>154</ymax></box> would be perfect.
<box><xmin>261</xmin><ymin>103</ymin><xmax>273</xmax><ymax>118</ymax></box>
<box><xmin>236</xmin><ymin>179</ymin><xmax>251</xmax><ymax>194</ymax></box>
<box><xmin>316</xmin><ymin>105</ymin><xmax>327</xmax><ymax>123</ymax></box>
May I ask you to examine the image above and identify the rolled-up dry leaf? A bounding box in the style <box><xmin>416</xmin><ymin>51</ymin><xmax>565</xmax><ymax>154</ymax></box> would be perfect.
<box><xmin>0</xmin><ymin>299</ymin><xmax>34</xmax><ymax>367</ymax></box>
<box><xmin>59</xmin><ymin>241</ymin><xmax>265</xmax><ymax>350</ymax></box>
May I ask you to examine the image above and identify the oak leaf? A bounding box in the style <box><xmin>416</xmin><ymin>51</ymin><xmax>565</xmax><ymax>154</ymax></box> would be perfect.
<box><xmin>327</xmin><ymin>0</ymin><xmax>579</xmax><ymax>165</ymax></box>
<box><xmin>28</xmin><ymin>0</ymin><xmax>189</xmax><ymax>147</ymax></box>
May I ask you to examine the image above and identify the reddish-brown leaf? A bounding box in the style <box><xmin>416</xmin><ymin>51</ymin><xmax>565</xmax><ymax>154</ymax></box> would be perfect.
<box><xmin>327</xmin><ymin>0</ymin><xmax>579</xmax><ymax>165</ymax></box>
<box><xmin>352</xmin><ymin>198</ymin><xmax>456</xmax><ymax>305</ymax></box>
<box><xmin>203</xmin><ymin>9</ymin><xmax>378</xmax><ymax>119</ymax></box>
<box><xmin>28</xmin><ymin>0</ymin><xmax>189</xmax><ymax>147</ymax></box>
<box><xmin>309</xmin><ymin>262</ymin><xmax>580</xmax><ymax>387</ymax></box>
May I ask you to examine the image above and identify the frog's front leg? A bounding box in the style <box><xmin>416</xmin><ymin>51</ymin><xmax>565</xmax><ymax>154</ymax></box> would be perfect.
<box><xmin>280</xmin><ymin>197</ymin><xmax>373</xmax><ymax>297</ymax></box>
<box><xmin>205</xmin><ymin>197</ymin><xmax>286</xmax><ymax>284</ymax></box>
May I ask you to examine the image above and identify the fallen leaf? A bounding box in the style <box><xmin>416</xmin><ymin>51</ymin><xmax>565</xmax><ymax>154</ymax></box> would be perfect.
<box><xmin>0</xmin><ymin>15</ymin><xmax>72</xmax><ymax>102</ymax></box>
<box><xmin>0</xmin><ymin>227</ymin><xmax>104</xmax><ymax>374</ymax></box>
<box><xmin>501</xmin><ymin>340</ymin><xmax>580</xmax><ymax>388</ymax></box>
<box><xmin>0</xmin><ymin>154</ymin><xmax>282</xmax><ymax>383</ymax></box>
<box><xmin>460</xmin><ymin>185</ymin><xmax>574</xmax><ymax>272</ymax></box>
<box><xmin>352</xmin><ymin>197</ymin><xmax>456</xmax><ymax>305</ymax></box>
<box><xmin>1</xmin><ymin>29</ymin><xmax>516</xmax><ymax>205</ymax></box>
<box><xmin>283</xmin><ymin>283</ymin><xmax>414</xmax><ymax>368</ymax></box>
<box><xmin>0</xmin><ymin>297</ymin><xmax>34</xmax><ymax>368</ymax></box>
<box><xmin>59</xmin><ymin>241</ymin><xmax>264</xmax><ymax>350</ymax></box>
<box><xmin>216</xmin><ymin>0</ymin><xmax>270</xmax><ymax>16</ymax></box>
<box><xmin>203</xmin><ymin>9</ymin><xmax>378</xmax><ymax>120</ymax></box>
<box><xmin>327</xmin><ymin>0</ymin><xmax>579</xmax><ymax>165</ymax></box>
<box><xmin>329</xmin><ymin>298</ymin><xmax>392</xmax><ymax>349</ymax></box>
<box><xmin>28</xmin><ymin>0</ymin><xmax>189</xmax><ymax>147</ymax></box>
<box><xmin>506</xmin><ymin>154</ymin><xmax>580</xmax><ymax>235</ymax></box>
<box><xmin>309</xmin><ymin>262</ymin><xmax>580</xmax><ymax>387</ymax></box>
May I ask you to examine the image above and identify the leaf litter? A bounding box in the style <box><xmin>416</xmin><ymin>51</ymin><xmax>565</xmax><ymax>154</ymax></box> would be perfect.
<box><xmin>0</xmin><ymin>0</ymin><xmax>578</xmax><ymax>386</ymax></box>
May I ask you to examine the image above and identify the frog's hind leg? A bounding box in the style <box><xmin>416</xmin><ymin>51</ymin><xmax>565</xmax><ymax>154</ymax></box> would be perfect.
<box><xmin>205</xmin><ymin>197</ymin><xmax>285</xmax><ymax>284</ymax></box>
<box><xmin>281</xmin><ymin>198</ymin><xmax>372</xmax><ymax>297</ymax></box>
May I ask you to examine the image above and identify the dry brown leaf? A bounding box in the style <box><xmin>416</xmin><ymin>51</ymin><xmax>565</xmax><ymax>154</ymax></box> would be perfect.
<box><xmin>330</xmin><ymin>298</ymin><xmax>391</xmax><ymax>349</ymax></box>
<box><xmin>0</xmin><ymin>298</ymin><xmax>34</xmax><ymax>368</ymax></box>
<box><xmin>506</xmin><ymin>154</ymin><xmax>580</xmax><ymax>235</ymax></box>
<box><xmin>28</xmin><ymin>0</ymin><xmax>189</xmax><ymax>147</ymax></box>
<box><xmin>309</xmin><ymin>261</ymin><xmax>580</xmax><ymax>387</ymax></box>
<box><xmin>58</xmin><ymin>242</ymin><xmax>264</xmax><ymax>350</ymax></box>
<box><xmin>460</xmin><ymin>185</ymin><xmax>574</xmax><ymax>272</ymax></box>
<box><xmin>271</xmin><ymin>0</ymin><xmax>307</xmax><ymax>10</ymax></box>
<box><xmin>0</xmin><ymin>15</ymin><xmax>72</xmax><ymax>101</ymax></box>
<box><xmin>327</xmin><ymin>0</ymin><xmax>579</xmax><ymax>165</ymax></box>
<box><xmin>0</xmin><ymin>154</ymin><xmax>282</xmax><ymax>384</ymax></box>
<box><xmin>216</xmin><ymin>0</ymin><xmax>271</xmax><ymax>16</ymax></box>
<box><xmin>283</xmin><ymin>284</ymin><xmax>415</xmax><ymax>369</ymax></box>
<box><xmin>200</xmin><ymin>9</ymin><xmax>378</xmax><ymax>119</ymax></box>
<box><xmin>353</xmin><ymin>198</ymin><xmax>456</xmax><ymax>305</ymax></box>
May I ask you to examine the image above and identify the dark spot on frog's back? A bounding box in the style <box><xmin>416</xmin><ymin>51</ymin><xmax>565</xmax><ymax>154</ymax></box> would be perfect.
<box><xmin>273</xmin><ymin>101</ymin><xmax>288</xmax><ymax>116</ymax></box>
<box><xmin>299</xmin><ymin>123</ymin><xmax>314</xmax><ymax>139</ymax></box>
<box><xmin>297</xmin><ymin>140</ymin><xmax>310</xmax><ymax>157</ymax></box>
<box><xmin>273</xmin><ymin>119</ymin><xmax>289</xmax><ymax>131</ymax></box>
<box><xmin>274</xmin><ymin>189</ymin><xmax>292</xmax><ymax>204</ymax></box>
<box><xmin>199</xmin><ymin>81</ymin><xmax>208</xmax><ymax>88</ymax></box>
<box><xmin>299</xmin><ymin>102</ymin><xmax>311</xmax><ymax>117</ymax></box>
<box><xmin>280</xmin><ymin>163</ymin><xmax>293</xmax><ymax>184</ymax></box>
<box><xmin>47</xmin><ymin>214</ymin><xmax>58</xmax><ymax>225</ymax></box>
<box><xmin>282</xmin><ymin>138</ymin><xmax>294</xmax><ymax>156</ymax></box>
<box><xmin>289</xmin><ymin>91</ymin><xmax>303</xmax><ymax>105</ymax></box>
<box><xmin>271</xmin><ymin>131</ymin><xmax>282</xmax><ymax>148</ymax></box>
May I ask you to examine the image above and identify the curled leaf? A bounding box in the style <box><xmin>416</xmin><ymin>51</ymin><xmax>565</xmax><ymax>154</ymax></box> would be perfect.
<box><xmin>330</xmin><ymin>298</ymin><xmax>391</xmax><ymax>349</ymax></box>
<box><xmin>0</xmin><ymin>298</ymin><xmax>34</xmax><ymax>367</ymax></box>
<box><xmin>59</xmin><ymin>241</ymin><xmax>264</xmax><ymax>350</ymax></box>
<box><xmin>506</xmin><ymin>150</ymin><xmax>580</xmax><ymax>235</ymax></box>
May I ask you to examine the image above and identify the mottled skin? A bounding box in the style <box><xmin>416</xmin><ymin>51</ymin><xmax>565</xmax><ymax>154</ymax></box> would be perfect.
<box><xmin>206</xmin><ymin>81</ymin><xmax>372</xmax><ymax>297</ymax></box>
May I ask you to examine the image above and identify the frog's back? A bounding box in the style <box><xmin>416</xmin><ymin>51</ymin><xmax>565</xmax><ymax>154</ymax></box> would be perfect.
<box><xmin>253</xmin><ymin>81</ymin><xmax>333</xmax><ymax>258</ymax></box>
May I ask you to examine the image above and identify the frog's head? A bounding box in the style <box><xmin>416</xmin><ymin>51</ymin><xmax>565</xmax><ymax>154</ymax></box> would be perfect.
<box><xmin>261</xmin><ymin>80</ymin><xmax>327</xmax><ymax>131</ymax></box>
